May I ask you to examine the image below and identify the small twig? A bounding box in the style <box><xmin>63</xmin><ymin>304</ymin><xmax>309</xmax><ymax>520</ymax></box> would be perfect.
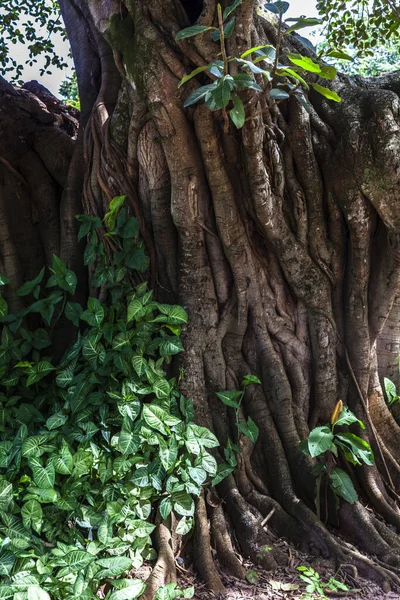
<box><xmin>261</xmin><ymin>508</ymin><xmax>275</xmax><ymax>527</ymax></box>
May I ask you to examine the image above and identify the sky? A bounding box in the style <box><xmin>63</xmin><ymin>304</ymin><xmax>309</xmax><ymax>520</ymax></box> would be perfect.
<box><xmin>7</xmin><ymin>0</ymin><xmax>318</xmax><ymax>96</ymax></box>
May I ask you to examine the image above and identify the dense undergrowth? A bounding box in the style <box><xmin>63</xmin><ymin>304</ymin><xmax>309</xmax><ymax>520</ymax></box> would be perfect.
<box><xmin>0</xmin><ymin>200</ymin><xmax>214</xmax><ymax>599</ymax></box>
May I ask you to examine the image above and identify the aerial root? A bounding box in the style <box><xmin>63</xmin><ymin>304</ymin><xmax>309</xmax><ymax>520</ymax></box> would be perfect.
<box><xmin>140</xmin><ymin>518</ymin><xmax>176</xmax><ymax>600</ymax></box>
<box><xmin>194</xmin><ymin>490</ymin><xmax>226</xmax><ymax>594</ymax></box>
<box><xmin>209</xmin><ymin>504</ymin><xmax>246</xmax><ymax>579</ymax></box>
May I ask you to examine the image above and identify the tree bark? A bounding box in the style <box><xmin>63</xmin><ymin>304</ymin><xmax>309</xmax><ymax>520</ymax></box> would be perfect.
<box><xmin>3</xmin><ymin>0</ymin><xmax>400</xmax><ymax>594</ymax></box>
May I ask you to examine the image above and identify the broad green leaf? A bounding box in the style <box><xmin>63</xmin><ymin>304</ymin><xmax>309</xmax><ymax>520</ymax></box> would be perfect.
<box><xmin>216</xmin><ymin>390</ymin><xmax>241</xmax><ymax>408</ymax></box>
<box><xmin>118</xmin><ymin>430</ymin><xmax>140</xmax><ymax>455</ymax></box>
<box><xmin>319</xmin><ymin>64</ymin><xmax>337</xmax><ymax>80</ymax></box>
<box><xmin>230</xmin><ymin>94</ymin><xmax>245</xmax><ymax>129</ymax></box>
<box><xmin>56</xmin><ymin>363</ymin><xmax>75</xmax><ymax>388</ymax></box>
<box><xmin>384</xmin><ymin>377</ymin><xmax>397</xmax><ymax>404</ymax></box>
<box><xmin>270</xmin><ymin>88</ymin><xmax>290</xmax><ymax>100</ymax></box>
<box><xmin>287</xmin><ymin>53</ymin><xmax>321</xmax><ymax>73</ymax></box>
<box><xmin>22</xmin><ymin>499</ymin><xmax>43</xmax><ymax>533</ymax></box>
<box><xmin>64</xmin><ymin>550</ymin><xmax>94</xmax><ymax>571</ymax></box>
<box><xmin>306</xmin><ymin>426</ymin><xmax>333</xmax><ymax>457</ymax></box>
<box><xmin>223</xmin><ymin>0</ymin><xmax>242</xmax><ymax>20</ymax></box>
<box><xmin>159</xmin><ymin>337</ymin><xmax>183</xmax><ymax>356</ymax></box>
<box><xmin>242</xmin><ymin>374</ymin><xmax>261</xmax><ymax>386</ymax></box>
<box><xmin>157</xmin><ymin>304</ymin><xmax>188</xmax><ymax>324</ymax></box>
<box><xmin>198</xmin><ymin>451</ymin><xmax>217</xmax><ymax>475</ymax></box>
<box><xmin>127</xmin><ymin>299</ymin><xmax>145</xmax><ymax>323</ymax></box>
<box><xmin>46</xmin><ymin>412</ymin><xmax>68</xmax><ymax>430</ymax></box>
<box><xmin>95</xmin><ymin>556</ymin><xmax>132</xmax><ymax>578</ymax></box>
<box><xmin>17</xmin><ymin>268</ymin><xmax>45</xmax><ymax>297</ymax></box>
<box><xmin>159</xmin><ymin>497</ymin><xmax>173</xmax><ymax>520</ymax></box>
<box><xmin>178</xmin><ymin>64</ymin><xmax>212</xmax><ymax>88</ymax></box>
<box><xmin>26</xmin><ymin>361</ymin><xmax>55</xmax><ymax>386</ymax></box>
<box><xmin>335</xmin><ymin>433</ymin><xmax>374</xmax><ymax>465</ymax></box>
<box><xmin>65</xmin><ymin>301</ymin><xmax>83</xmax><ymax>326</ymax></box>
<box><xmin>153</xmin><ymin>379</ymin><xmax>171</xmax><ymax>399</ymax></box>
<box><xmin>175</xmin><ymin>517</ymin><xmax>193</xmax><ymax>535</ymax></box>
<box><xmin>238</xmin><ymin>417</ymin><xmax>259</xmax><ymax>443</ymax></box>
<box><xmin>333</xmin><ymin>405</ymin><xmax>365</xmax><ymax>430</ymax></box>
<box><xmin>187</xmin><ymin>424</ymin><xmax>219</xmax><ymax>450</ymax></box>
<box><xmin>0</xmin><ymin>275</ymin><xmax>10</xmax><ymax>286</ymax></box>
<box><xmin>109</xmin><ymin>580</ymin><xmax>147</xmax><ymax>600</ymax></box>
<box><xmin>188</xmin><ymin>466</ymin><xmax>207</xmax><ymax>485</ymax></box>
<box><xmin>329</xmin><ymin>468</ymin><xmax>358</xmax><ymax>504</ymax></box>
<box><xmin>264</xmin><ymin>1</ymin><xmax>289</xmax><ymax>14</ymax></box>
<box><xmin>143</xmin><ymin>404</ymin><xmax>180</xmax><ymax>434</ymax></box>
<box><xmin>212</xmin><ymin>463</ymin><xmax>234</xmax><ymax>485</ymax></box>
<box><xmin>211</xmin><ymin>17</ymin><xmax>236</xmax><ymax>41</ymax></box>
<box><xmin>285</xmin><ymin>17</ymin><xmax>321</xmax><ymax>33</ymax></box>
<box><xmin>175</xmin><ymin>25</ymin><xmax>215</xmax><ymax>41</ymax></box>
<box><xmin>28</xmin><ymin>458</ymin><xmax>55</xmax><ymax>488</ymax></box>
<box><xmin>233</xmin><ymin>73</ymin><xmax>263</xmax><ymax>91</ymax></box>
<box><xmin>159</xmin><ymin>437</ymin><xmax>179</xmax><ymax>471</ymax></box>
<box><xmin>27</xmin><ymin>587</ymin><xmax>50</xmax><ymax>600</ymax></box>
<box><xmin>183</xmin><ymin>84</ymin><xmax>216</xmax><ymax>108</ymax></box>
<box><xmin>81</xmin><ymin>297</ymin><xmax>104</xmax><ymax>327</ymax></box>
<box><xmin>325</xmin><ymin>49</ymin><xmax>353</xmax><ymax>61</ymax></box>
<box><xmin>0</xmin><ymin>481</ymin><xmax>12</xmax><ymax>511</ymax></box>
<box><xmin>173</xmin><ymin>491</ymin><xmax>195</xmax><ymax>516</ymax></box>
<box><xmin>241</xmin><ymin>45</ymin><xmax>274</xmax><ymax>59</ymax></box>
<box><xmin>0</xmin><ymin>295</ymin><xmax>8</xmax><ymax>319</ymax></box>
<box><xmin>311</xmin><ymin>83</ymin><xmax>341</xmax><ymax>102</ymax></box>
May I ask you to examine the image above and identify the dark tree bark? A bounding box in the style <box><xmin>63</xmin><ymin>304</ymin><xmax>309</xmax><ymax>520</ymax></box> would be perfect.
<box><xmin>2</xmin><ymin>0</ymin><xmax>400</xmax><ymax>594</ymax></box>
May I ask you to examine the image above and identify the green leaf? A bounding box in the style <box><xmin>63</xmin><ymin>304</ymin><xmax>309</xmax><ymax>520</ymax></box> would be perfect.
<box><xmin>329</xmin><ymin>467</ymin><xmax>358</xmax><ymax>504</ymax></box>
<box><xmin>159</xmin><ymin>337</ymin><xmax>184</xmax><ymax>356</ymax></box>
<box><xmin>26</xmin><ymin>361</ymin><xmax>55</xmax><ymax>386</ymax></box>
<box><xmin>46</xmin><ymin>412</ymin><xmax>68</xmax><ymax>430</ymax></box>
<box><xmin>159</xmin><ymin>437</ymin><xmax>179</xmax><ymax>471</ymax></box>
<box><xmin>384</xmin><ymin>377</ymin><xmax>397</xmax><ymax>404</ymax></box>
<box><xmin>230</xmin><ymin>94</ymin><xmax>245</xmax><ymax>128</ymax></box>
<box><xmin>157</xmin><ymin>304</ymin><xmax>188</xmax><ymax>324</ymax></box>
<box><xmin>52</xmin><ymin>440</ymin><xmax>73</xmax><ymax>474</ymax></box>
<box><xmin>335</xmin><ymin>433</ymin><xmax>374</xmax><ymax>465</ymax></box>
<box><xmin>17</xmin><ymin>268</ymin><xmax>45</xmax><ymax>297</ymax></box>
<box><xmin>285</xmin><ymin>17</ymin><xmax>321</xmax><ymax>34</ymax></box>
<box><xmin>132</xmin><ymin>353</ymin><xmax>146</xmax><ymax>376</ymax></box>
<box><xmin>319</xmin><ymin>64</ymin><xmax>337</xmax><ymax>80</ymax></box>
<box><xmin>159</xmin><ymin>497</ymin><xmax>173</xmax><ymax>520</ymax></box>
<box><xmin>211</xmin><ymin>17</ymin><xmax>236</xmax><ymax>41</ymax></box>
<box><xmin>325</xmin><ymin>49</ymin><xmax>353</xmax><ymax>61</ymax></box>
<box><xmin>223</xmin><ymin>0</ymin><xmax>242</xmax><ymax>20</ymax></box>
<box><xmin>306</xmin><ymin>426</ymin><xmax>334</xmax><ymax>457</ymax></box>
<box><xmin>269</xmin><ymin>88</ymin><xmax>290</xmax><ymax>100</ymax></box>
<box><xmin>233</xmin><ymin>73</ymin><xmax>263</xmax><ymax>91</ymax></box>
<box><xmin>0</xmin><ymin>295</ymin><xmax>8</xmax><ymax>319</ymax></box>
<box><xmin>27</xmin><ymin>587</ymin><xmax>50</xmax><ymax>600</ymax></box>
<box><xmin>28</xmin><ymin>458</ymin><xmax>55</xmax><ymax>488</ymax></box>
<box><xmin>176</xmin><ymin>25</ymin><xmax>215</xmax><ymax>40</ymax></box>
<box><xmin>264</xmin><ymin>1</ymin><xmax>289</xmax><ymax>15</ymax></box>
<box><xmin>118</xmin><ymin>430</ymin><xmax>140</xmax><ymax>455</ymax></box>
<box><xmin>333</xmin><ymin>405</ymin><xmax>365</xmax><ymax>430</ymax></box>
<box><xmin>287</xmin><ymin>53</ymin><xmax>321</xmax><ymax>73</ymax></box>
<box><xmin>183</xmin><ymin>84</ymin><xmax>216</xmax><ymax>108</ymax></box>
<box><xmin>143</xmin><ymin>404</ymin><xmax>180</xmax><ymax>434</ymax></box>
<box><xmin>241</xmin><ymin>44</ymin><xmax>274</xmax><ymax>59</ymax></box>
<box><xmin>65</xmin><ymin>301</ymin><xmax>83</xmax><ymax>326</ymax></box>
<box><xmin>109</xmin><ymin>580</ymin><xmax>147</xmax><ymax>600</ymax></box>
<box><xmin>175</xmin><ymin>517</ymin><xmax>193</xmax><ymax>535</ymax></box>
<box><xmin>81</xmin><ymin>297</ymin><xmax>104</xmax><ymax>327</ymax></box>
<box><xmin>0</xmin><ymin>275</ymin><xmax>10</xmax><ymax>286</ymax></box>
<box><xmin>216</xmin><ymin>390</ymin><xmax>241</xmax><ymax>408</ymax></box>
<box><xmin>212</xmin><ymin>463</ymin><xmax>234</xmax><ymax>485</ymax></box>
<box><xmin>211</xmin><ymin>76</ymin><xmax>234</xmax><ymax>108</ymax></box>
<box><xmin>187</xmin><ymin>424</ymin><xmax>219</xmax><ymax>449</ymax></box>
<box><xmin>127</xmin><ymin>299</ymin><xmax>145</xmax><ymax>323</ymax></box>
<box><xmin>178</xmin><ymin>64</ymin><xmax>212</xmax><ymax>88</ymax></box>
<box><xmin>173</xmin><ymin>491</ymin><xmax>195</xmax><ymax>516</ymax></box>
<box><xmin>22</xmin><ymin>499</ymin><xmax>43</xmax><ymax>533</ymax></box>
<box><xmin>0</xmin><ymin>481</ymin><xmax>12</xmax><ymax>511</ymax></box>
<box><xmin>96</xmin><ymin>556</ymin><xmax>132</xmax><ymax>578</ymax></box>
<box><xmin>311</xmin><ymin>83</ymin><xmax>341</xmax><ymax>102</ymax></box>
<box><xmin>242</xmin><ymin>374</ymin><xmax>261</xmax><ymax>386</ymax></box>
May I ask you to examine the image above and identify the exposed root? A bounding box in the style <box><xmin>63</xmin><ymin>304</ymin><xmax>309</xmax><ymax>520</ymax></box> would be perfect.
<box><xmin>194</xmin><ymin>490</ymin><xmax>226</xmax><ymax>594</ymax></box>
<box><xmin>209</xmin><ymin>504</ymin><xmax>246</xmax><ymax>579</ymax></box>
<box><xmin>141</xmin><ymin>518</ymin><xmax>176</xmax><ymax>600</ymax></box>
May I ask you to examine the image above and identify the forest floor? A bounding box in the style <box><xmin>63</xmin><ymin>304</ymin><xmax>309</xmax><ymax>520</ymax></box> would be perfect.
<box><xmin>173</xmin><ymin>538</ymin><xmax>400</xmax><ymax>600</ymax></box>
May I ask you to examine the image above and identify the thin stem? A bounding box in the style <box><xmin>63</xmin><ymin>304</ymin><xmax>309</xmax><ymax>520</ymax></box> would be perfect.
<box><xmin>271</xmin><ymin>12</ymin><xmax>283</xmax><ymax>83</ymax></box>
<box><xmin>217</xmin><ymin>3</ymin><xmax>228</xmax><ymax>76</ymax></box>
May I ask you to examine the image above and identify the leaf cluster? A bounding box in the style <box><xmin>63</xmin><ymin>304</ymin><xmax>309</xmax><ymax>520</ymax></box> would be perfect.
<box><xmin>0</xmin><ymin>201</ymin><xmax>215</xmax><ymax>599</ymax></box>
<box><xmin>299</xmin><ymin>404</ymin><xmax>374</xmax><ymax>505</ymax></box>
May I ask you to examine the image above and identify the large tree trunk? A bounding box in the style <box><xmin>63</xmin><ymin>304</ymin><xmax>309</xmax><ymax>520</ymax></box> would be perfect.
<box><xmin>3</xmin><ymin>0</ymin><xmax>400</xmax><ymax>594</ymax></box>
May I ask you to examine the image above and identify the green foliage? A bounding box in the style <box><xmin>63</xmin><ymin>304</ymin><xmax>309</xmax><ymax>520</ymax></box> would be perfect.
<box><xmin>297</xmin><ymin>565</ymin><xmax>348</xmax><ymax>599</ymax></box>
<box><xmin>0</xmin><ymin>200</ymin><xmax>217</xmax><ymax>599</ymax></box>
<box><xmin>215</xmin><ymin>375</ymin><xmax>261</xmax><ymax>484</ymax></box>
<box><xmin>300</xmin><ymin>403</ymin><xmax>374</xmax><ymax>506</ymax></box>
<box><xmin>384</xmin><ymin>376</ymin><xmax>400</xmax><ymax>407</ymax></box>
<box><xmin>59</xmin><ymin>71</ymin><xmax>80</xmax><ymax>111</ymax></box>
<box><xmin>0</xmin><ymin>0</ymin><xmax>68</xmax><ymax>83</ymax></box>
<box><xmin>316</xmin><ymin>0</ymin><xmax>400</xmax><ymax>57</ymax></box>
<box><xmin>175</xmin><ymin>1</ymin><xmax>344</xmax><ymax>130</ymax></box>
